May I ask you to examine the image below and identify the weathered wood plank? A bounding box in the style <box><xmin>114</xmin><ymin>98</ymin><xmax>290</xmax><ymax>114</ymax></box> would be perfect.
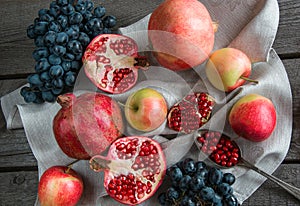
<box><xmin>0</xmin><ymin>0</ymin><xmax>299</xmax><ymax>77</ymax></box>
<box><xmin>0</xmin><ymin>164</ymin><xmax>299</xmax><ymax>206</ymax></box>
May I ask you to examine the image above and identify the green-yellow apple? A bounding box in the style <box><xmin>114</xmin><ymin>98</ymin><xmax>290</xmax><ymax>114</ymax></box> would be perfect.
<box><xmin>125</xmin><ymin>88</ymin><xmax>168</xmax><ymax>132</ymax></box>
<box><xmin>205</xmin><ymin>48</ymin><xmax>257</xmax><ymax>92</ymax></box>
<box><xmin>38</xmin><ymin>166</ymin><xmax>84</xmax><ymax>206</ymax></box>
<box><xmin>229</xmin><ymin>93</ymin><xmax>276</xmax><ymax>142</ymax></box>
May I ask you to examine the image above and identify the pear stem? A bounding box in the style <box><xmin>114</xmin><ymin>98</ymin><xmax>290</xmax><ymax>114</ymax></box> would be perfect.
<box><xmin>240</xmin><ymin>76</ymin><xmax>259</xmax><ymax>84</ymax></box>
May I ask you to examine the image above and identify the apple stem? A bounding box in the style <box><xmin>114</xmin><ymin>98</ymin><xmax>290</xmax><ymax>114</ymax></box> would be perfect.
<box><xmin>65</xmin><ymin>159</ymin><xmax>80</xmax><ymax>173</ymax></box>
<box><xmin>240</xmin><ymin>76</ymin><xmax>259</xmax><ymax>84</ymax></box>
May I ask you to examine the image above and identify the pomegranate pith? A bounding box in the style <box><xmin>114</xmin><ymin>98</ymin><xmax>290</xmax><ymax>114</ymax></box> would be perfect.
<box><xmin>90</xmin><ymin>136</ymin><xmax>166</xmax><ymax>205</ymax></box>
<box><xmin>167</xmin><ymin>92</ymin><xmax>215</xmax><ymax>134</ymax></box>
<box><xmin>83</xmin><ymin>34</ymin><xmax>148</xmax><ymax>94</ymax></box>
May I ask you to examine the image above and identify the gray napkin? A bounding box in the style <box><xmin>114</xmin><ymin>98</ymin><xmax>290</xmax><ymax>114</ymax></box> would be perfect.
<box><xmin>0</xmin><ymin>0</ymin><xmax>292</xmax><ymax>205</ymax></box>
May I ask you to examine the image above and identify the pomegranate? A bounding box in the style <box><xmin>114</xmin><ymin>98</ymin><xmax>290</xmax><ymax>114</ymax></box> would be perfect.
<box><xmin>90</xmin><ymin>136</ymin><xmax>166</xmax><ymax>205</ymax></box>
<box><xmin>196</xmin><ymin>130</ymin><xmax>240</xmax><ymax>167</ymax></box>
<box><xmin>83</xmin><ymin>34</ymin><xmax>149</xmax><ymax>94</ymax></box>
<box><xmin>148</xmin><ymin>0</ymin><xmax>216</xmax><ymax>71</ymax></box>
<box><xmin>167</xmin><ymin>92</ymin><xmax>215</xmax><ymax>134</ymax></box>
<box><xmin>53</xmin><ymin>93</ymin><xmax>124</xmax><ymax>160</ymax></box>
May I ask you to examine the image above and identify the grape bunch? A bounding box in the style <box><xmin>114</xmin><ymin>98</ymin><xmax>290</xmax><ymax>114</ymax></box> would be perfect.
<box><xmin>21</xmin><ymin>0</ymin><xmax>117</xmax><ymax>103</ymax></box>
<box><xmin>158</xmin><ymin>158</ymin><xmax>239</xmax><ymax>206</ymax></box>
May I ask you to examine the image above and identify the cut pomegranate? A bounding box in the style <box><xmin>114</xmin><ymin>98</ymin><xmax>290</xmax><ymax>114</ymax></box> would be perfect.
<box><xmin>90</xmin><ymin>136</ymin><xmax>166</xmax><ymax>205</ymax></box>
<box><xmin>196</xmin><ymin>130</ymin><xmax>241</xmax><ymax>167</ymax></box>
<box><xmin>83</xmin><ymin>34</ymin><xmax>149</xmax><ymax>94</ymax></box>
<box><xmin>167</xmin><ymin>92</ymin><xmax>215</xmax><ymax>134</ymax></box>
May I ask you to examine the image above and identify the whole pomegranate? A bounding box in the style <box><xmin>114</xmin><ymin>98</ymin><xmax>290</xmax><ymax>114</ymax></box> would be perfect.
<box><xmin>83</xmin><ymin>34</ymin><xmax>149</xmax><ymax>94</ymax></box>
<box><xmin>167</xmin><ymin>92</ymin><xmax>215</xmax><ymax>134</ymax></box>
<box><xmin>148</xmin><ymin>0</ymin><xmax>216</xmax><ymax>71</ymax></box>
<box><xmin>53</xmin><ymin>93</ymin><xmax>124</xmax><ymax>160</ymax></box>
<box><xmin>90</xmin><ymin>136</ymin><xmax>166</xmax><ymax>205</ymax></box>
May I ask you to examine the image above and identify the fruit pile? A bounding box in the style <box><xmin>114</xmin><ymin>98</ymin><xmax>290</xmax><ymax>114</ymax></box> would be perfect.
<box><xmin>21</xmin><ymin>0</ymin><xmax>117</xmax><ymax>103</ymax></box>
<box><xmin>158</xmin><ymin>158</ymin><xmax>238</xmax><ymax>206</ymax></box>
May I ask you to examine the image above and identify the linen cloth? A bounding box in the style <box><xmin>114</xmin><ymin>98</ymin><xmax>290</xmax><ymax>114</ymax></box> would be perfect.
<box><xmin>0</xmin><ymin>0</ymin><xmax>293</xmax><ymax>205</ymax></box>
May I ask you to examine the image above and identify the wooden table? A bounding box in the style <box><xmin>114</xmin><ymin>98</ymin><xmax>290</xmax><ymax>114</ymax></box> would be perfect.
<box><xmin>0</xmin><ymin>0</ymin><xmax>299</xmax><ymax>205</ymax></box>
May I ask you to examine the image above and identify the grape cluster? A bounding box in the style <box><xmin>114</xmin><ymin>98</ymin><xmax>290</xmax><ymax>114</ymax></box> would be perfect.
<box><xmin>158</xmin><ymin>158</ymin><xmax>239</xmax><ymax>206</ymax></box>
<box><xmin>22</xmin><ymin>0</ymin><xmax>117</xmax><ymax>103</ymax></box>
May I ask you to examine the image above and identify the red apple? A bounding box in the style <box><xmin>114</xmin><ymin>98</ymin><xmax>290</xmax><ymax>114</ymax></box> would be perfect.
<box><xmin>124</xmin><ymin>88</ymin><xmax>168</xmax><ymax>132</ymax></box>
<box><xmin>229</xmin><ymin>93</ymin><xmax>277</xmax><ymax>142</ymax></box>
<box><xmin>38</xmin><ymin>166</ymin><xmax>84</xmax><ymax>206</ymax></box>
<box><xmin>205</xmin><ymin>48</ymin><xmax>257</xmax><ymax>92</ymax></box>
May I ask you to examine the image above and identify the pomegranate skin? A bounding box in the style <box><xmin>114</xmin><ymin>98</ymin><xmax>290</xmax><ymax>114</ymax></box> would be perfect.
<box><xmin>148</xmin><ymin>0</ymin><xmax>215</xmax><ymax>71</ymax></box>
<box><xmin>53</xmin><ymin>93</ymin><xmax>124</xmax><ymax>159</ymax></box>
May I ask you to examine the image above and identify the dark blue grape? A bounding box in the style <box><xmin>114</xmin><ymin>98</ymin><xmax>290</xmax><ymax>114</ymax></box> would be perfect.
<box><xmin>86</xmin><ymin>17</ymin><xmax>103</xmax><ymax>32</ymax></box>
<box><xmin>71</xmin><ymin>60</ymin><xmax>81</xmax><ymax>70</ymax></box>
<box><xmin>42</xmin><ymin>91</ymin><xmax>56</xmax><ymax>102</ymax></box>
<box><xmin>208</xmin><ymin>168</ymin><xmax>223</xmax><ymax>186</ymax></box>
<box><xmin>182</xmin><ymin>158</ymin><xmax>196</xmax><ymax>174</ymax></box>
<box><xmin>167</xmin><ymin>166</ymin><xmax>183</xmax><ymax>182</ymax></box>
<box><xmin>52</xmin><ymin>45</ymin><xmax>66</xmax><ymax>56</ymax></box>
<box><xmin>44</xmin><ymin>82</ymin><xmax>53</xmax><ymax>89</ymax></box>
<box><xmin>67</xmin><ymin>40</ymin><xmax>82</xmax><ymax>54</ymax></box>
<box><xmin>158</xmin><ymin>193</ymin><xmax>168</xmax><ymax>206</ymax></box>
<box><xmin>62</xmin><ymin>52</ymin><xmax>75</xmax><ymax>61</ymax></box>
<box><xmin>223</xmin><ymin>173</ymin><xmax>236</xmax><ymax>185</ymax></box>
<box><xmin>27</xmin><ymin>74</ymin><xmax>43</xmax><ymax>86</ymax></box>
<box><xmin>74</xmin><ymin>3</ymin><xmax>86</xmax><ymax>14</ymax></box>
<box><xmin>27</xmin><ymin>24</ymin><xmax>36</xmax><ymax>39</ymax></box>
<box><xmin>78</xmin><ymin>32</ymin><xmax>90</xmax><ymax>47</ymax></box>
<box><xmin>166</xmin><ymin>187</ymin><xmax>180</xmax><ymax>201</ymax></box>
<box><xmin>195</xmin><ymin>161</ymin><xmax>206</xmax><ymax>172</ymax></box>
<box><xmin>50</xmin><ymin>1</ymin><xmax>58</xmax><ymax>8</ymax></box>
<box><xmin>56</xmin><ymin>32</ymin><xmax>69</xmax><ymax>45</ymax></box>
<box><xmin>34</xmin><ymin>21</ymin><xmax>49</xmax><ymax>35</ymax></box>
<box><xmin>39</xmin><ymin>14</ymin><xmax>54</xmax><ymax>22</ymax></box>
<box><xmin>70</xmin><ymin>24</ymin><xmax>80</xmax><ymax>32</ymax></box>
<box><xmin>91</xmin><ymin>30</ymin><xmax>104</xmax><ymax>38</ymax></box>
<box><xmin>49</xmin><ymin>65</ymin><xmax>64</xmax><ymax>78</ymax></box>
<box><xmin>40</xmin><ymin>71</ymin><xmax>51</xmax><ymax>82</ymax></box>
<box><xmin>56</xmin><ymin>0</ymin><xmax>68</xmax><ymax>6</ymax></box>
<box><xmin>69</xmin><ymin>12</ymin><xmax>83</xmax><ymax>24</ymax></box>
<box><xmin>48</xmin><ymin>54</ymin><xmax>62</xmax><ymax>65</ymax></box>
<box><xmin>200</xmin><ymin>187</ymin><xmax>215</xmax><ymax>201</ymax></box>
<box><xmin>20</xmin><ymin>86</ymin><xmax>30</xmax><ymax>97</ymax></box>
<box><xmin>94</xmin><ymin>6</ymin><xmax>106</xmax><ymax>18</ymax></box>
<box><xmin>22</xmin><ymin>90</ymin><xmax>37</xmax><ymax>103</ymax></box>
<box><xmin>217</xmin><ymin>183</ymin><xmax>233</xmax><ymax>197</ymax></box>
<box><xmin>48</xmin><ymin>21</ymin><xmax>62</xmax><ymax>32</ymax></box>
<box><xmin>52</xmin><ymin>87</ymin><xmax>64</xmax><ymax>95</ymax></box>
<box><xmin>65</xmin><ymin>27</ymin><xmax>79</xmax><ymax>39</ymax></box>
<box><xmin>85</xmin><ymin>0</ymin><xmax>94</xmax><ymax>11</ymax></box>
<box><xmin>57</xmin><ymin>15</ymin><xmax>68</xmax><ymax>29</ymax></box>
<box><xmin>44</xmin><ymin>31</ymin><xmax>57</xmax><ymax>46</ymax></box>
<box><xmin>49</xmin><ymin>5</ymin><xmax>61</xmax><ymax>18</ymax></box>
<box><xmin>61</xmin><ymin>61</ymin><xmax>72</xmax><ymax>71</ymax></box>
<box><xmin>212</xmin><ymin>195</ymin><xmax>223</xmax><ymax>206</ymax></box>
<box><xmin>76</xmin><ymin>0</ymin><xmax>85</xmax><ymax>5</ymax></box>
<box><xmin>32</xmin><ymin>47</ymin><xmax>49</xmax><ymax>61</ymax></box>
<box><xmin>34</xmin><ymin>35</ymin><xmax>45</xmax><ymax>47</ymax></box>
<box><xmin>33</xmin><ymin>92</ymin><xmax>45</xmax><ymax>104</ymax></box>
<box><xmin>38</xmin><ymin>8</ymin><xmax>49</xmax><ymax>17</ymax></box>
<box><xmin>179</xmin><ymin>175</ymin><xmax>192</xmax><ymax>191</ymax></box>
<box><xmin>82</xmin><ymin>11</ymin><xmax>93</xmax><ymax>21</ymax></box>
<box><xmin>52</xmin><ymin>78</ymin><xmax>64</xmax><ymax>88</ymax></box>
<box><xmin>195</xmin><ymin>168</ymin><xmax>208</xmax><ymax>180</ymax></box>
<box><xmin>223</xmin><ymin>194</ymin><xmax>238</xmax><ymax>206</ymax></box>
<box><xmin>64</xmin><ymin>71</ymin><xmax>76</xmax><ymax>86</ymax></box>
<box><xmin>103</xmin><ymin>15</ymin><xmax>117</xmax><ymax>28</ymax></box>
<box><xmin>180</xmin><ymin>195</ymin><xmax>196</xmax><ymax>206</ymax></box>
<box><xmin>103</xmin><ymin>27</ymin><xmax>111</xmax><ymax>34</ymax></box>
<box><xmin>61</xmin><ymin>4</ymin><xmax>75</xmax><ymax>16</ymax></box>
<box><xmin>190</xmin><ymin>176</ymin><xmax>205</xmax><ymax>192</ymax></box>
<box><xmin>35</xmin><ymin>58</ymin><xmax>51</xmax><ymax>73</ymax></box>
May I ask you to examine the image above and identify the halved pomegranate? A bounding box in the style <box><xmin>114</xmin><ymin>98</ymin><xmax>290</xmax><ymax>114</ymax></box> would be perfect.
<box><xmin>83</xmin><ymin>34</ymin><xmax>149</xmax><ymax>94</ymax></box>
<box><xmin>90</xmin><ymin>136</ymin><xmax>166</xmax><ymax>205</ymax></box>
<box><xmin>167</xmin><ymin>92</ymin><xmax>215</xmax><ymax>134</ymax></box>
